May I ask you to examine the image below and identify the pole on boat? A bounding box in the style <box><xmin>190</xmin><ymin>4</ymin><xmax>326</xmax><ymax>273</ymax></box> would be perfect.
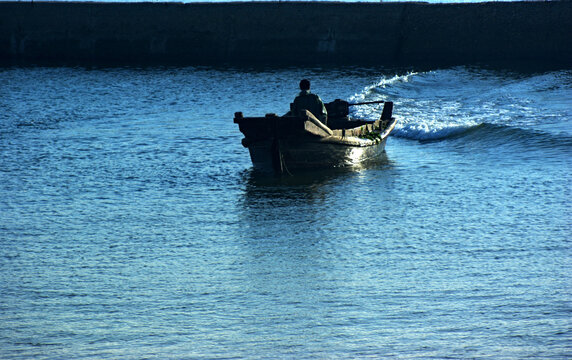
<box><xmin>348</xmin><ymin>100</ymin><xmax>385</xmax><ymax>106</ymax></box>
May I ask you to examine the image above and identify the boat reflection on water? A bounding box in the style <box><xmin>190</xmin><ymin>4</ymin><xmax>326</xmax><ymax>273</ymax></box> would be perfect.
<box><xmin>234</xmin><ymin>152</ymin><xmax>397</xmax><ymax>270</ymax></box>
<box><xmin>237</xmin><ymin>152</ymin><xmax>394</xmax><ymax>218</ymax></box>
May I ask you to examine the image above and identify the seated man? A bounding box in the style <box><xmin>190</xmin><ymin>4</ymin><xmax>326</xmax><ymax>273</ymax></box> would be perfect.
<box><xmin>291</xmin><ymin>79</ymin><xmax>328</xmax><ymax>125</ymax></box>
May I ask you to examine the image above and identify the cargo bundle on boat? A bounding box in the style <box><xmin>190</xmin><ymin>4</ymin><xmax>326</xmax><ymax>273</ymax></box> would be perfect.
<box><xmin>234</xmin><ymin>99</ymin><xmax>396</xmax><ymax>175</ymax></box>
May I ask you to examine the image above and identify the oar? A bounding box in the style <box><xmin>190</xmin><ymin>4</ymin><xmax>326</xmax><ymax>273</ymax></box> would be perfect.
<box><xmin>348</xmin><ymin>100</ymin><xmax>385</xmax><ymax>106</ymax></box>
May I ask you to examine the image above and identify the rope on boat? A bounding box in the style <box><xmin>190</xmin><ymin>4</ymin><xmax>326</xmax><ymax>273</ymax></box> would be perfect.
<box><xmin>271</xmin><ymin>138</ymin><xmax>292</xmax><ymax>176</ymax></box>
<box><xmin>278</xmin><ymin>140</ymin><xmax>292</xmax><ymax>176</ymax></box>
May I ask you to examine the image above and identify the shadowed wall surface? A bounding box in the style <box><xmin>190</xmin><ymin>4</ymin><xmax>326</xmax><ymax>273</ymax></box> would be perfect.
<box><xmin>0</xmin><ymin>1</ymin><xmax>570</xmax><ymax>66</ymax></box>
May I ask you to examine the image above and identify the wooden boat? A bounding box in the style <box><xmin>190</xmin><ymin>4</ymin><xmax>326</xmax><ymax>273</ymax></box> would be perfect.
<box><xmin>234</xmin><ymin>99</ymin><xmax>396</xmax><ymax>175</ymax></box>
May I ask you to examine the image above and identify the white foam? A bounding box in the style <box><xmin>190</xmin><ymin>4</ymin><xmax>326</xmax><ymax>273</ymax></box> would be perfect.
<box><xmin>392</xmin><ymin>118</ymin><xmax>478</xmax><ymax>141</ymax></box>
<box><xmin>347</xmin><ymin>73</ymin><xmax>419</xmax><ymax>121</ymax></box>
<box><xmin>348</xmin><ymin>72</ymin><xmax>483</xmax><ymax>141</ymax></box>
<box><xmin>349</xmin><ymin>72</ymin><xmax>418</xmax><ymax>104</ymax></box>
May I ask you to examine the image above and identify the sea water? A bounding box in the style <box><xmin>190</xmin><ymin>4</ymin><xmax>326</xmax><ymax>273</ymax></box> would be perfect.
<box><xmin>1</xmin><ymin>65</ymin><xmax>570</xmax><ymax>359</ymax></box>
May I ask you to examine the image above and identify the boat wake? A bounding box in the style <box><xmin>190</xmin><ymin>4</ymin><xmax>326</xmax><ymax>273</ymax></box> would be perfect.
<box><xmin>347</xmin><ymin>67</ymin><xmax>572</xmax><ymax>144</ymax></box>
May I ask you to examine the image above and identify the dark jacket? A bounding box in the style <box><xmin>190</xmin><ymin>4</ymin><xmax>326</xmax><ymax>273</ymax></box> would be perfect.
<box><xmin>292</xmin><ymin>90</ymin><xmax>328</xmax><ymax>124</ymax></box>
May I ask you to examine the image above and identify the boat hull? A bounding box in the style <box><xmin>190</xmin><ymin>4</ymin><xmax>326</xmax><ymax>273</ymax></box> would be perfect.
<box><xmin>247</xmin><ymin>136</ymin><xmax>389</xmax><ymax>174</ymax></box>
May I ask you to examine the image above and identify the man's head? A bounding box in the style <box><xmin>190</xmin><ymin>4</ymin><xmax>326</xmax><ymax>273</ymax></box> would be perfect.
<box><xmin>299</xmin><ymin>79</ymin><xmax>311</xmax><ymax>91</ymax></box>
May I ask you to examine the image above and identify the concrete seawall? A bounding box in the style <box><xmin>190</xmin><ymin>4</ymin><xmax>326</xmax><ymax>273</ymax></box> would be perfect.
<box><xmin>1</xmin><ymin>1</ymin><xmax>571</xmax><ymax>66</ymax></box>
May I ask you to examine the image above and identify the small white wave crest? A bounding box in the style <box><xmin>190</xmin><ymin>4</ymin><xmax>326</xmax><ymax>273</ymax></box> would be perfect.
<box><xmin>349</xmin><ymin>72</ymin><xmax>418</xmax><ymax>104</ymax></box>
<box><xmin>392</xmin><ymin>118</ymin><xmax>479</xmax><ymax>141</ymax></box>
<box><xmin>348</xmin><ymin>72</ymin><xmax>419</xmax><ymax>121</ymax></box>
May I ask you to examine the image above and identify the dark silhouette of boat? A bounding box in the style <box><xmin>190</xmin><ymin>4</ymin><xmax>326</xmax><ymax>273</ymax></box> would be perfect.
<box><xmin>234</xmin><ymin>99</ymin><xmax>396</xmax><ymax>175</ymax></box>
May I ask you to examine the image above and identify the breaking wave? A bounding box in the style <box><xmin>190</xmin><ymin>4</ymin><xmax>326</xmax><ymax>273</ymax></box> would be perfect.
<box><xmin>348</xmin><ymin>67</ymin><xmax>572</xmax><ymax>142</ymax></box>
<box><xmin>392</xmin><ymin>119</ymin><xmax>478</xmax><ymax>141</ymax></box>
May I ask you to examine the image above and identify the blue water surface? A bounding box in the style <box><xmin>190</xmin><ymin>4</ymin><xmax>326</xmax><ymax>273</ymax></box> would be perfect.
<box><xmin>1</xmin><ymin>65</ymin><xmax>571</xmax><ymax>359</ymax></box>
